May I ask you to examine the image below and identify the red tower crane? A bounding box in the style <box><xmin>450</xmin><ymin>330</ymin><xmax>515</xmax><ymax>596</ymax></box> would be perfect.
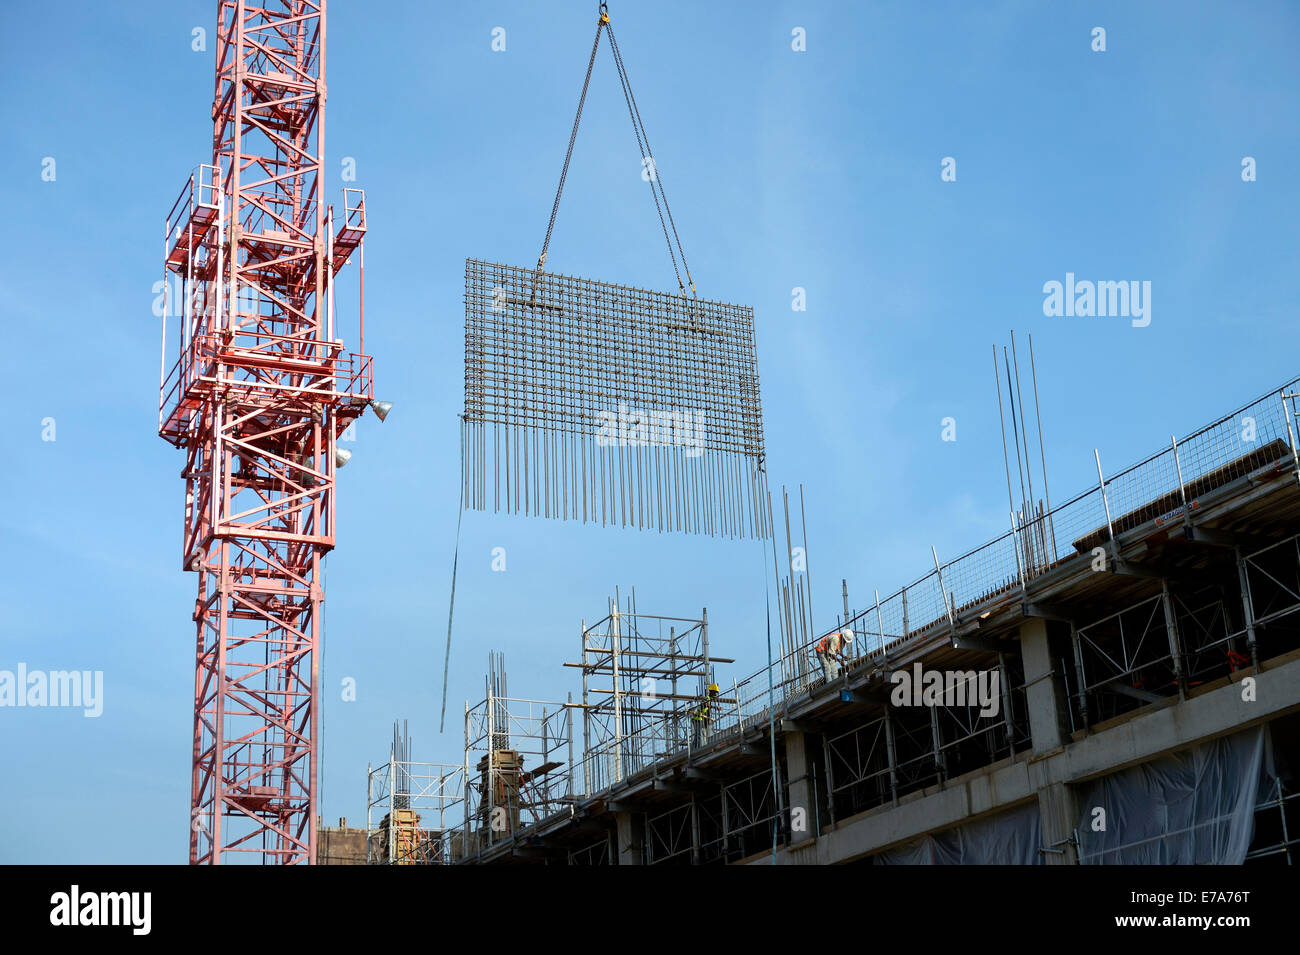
<box><xmin>157</xmin><ymin>0</ymin><xmax>383</xmax><ymax>864</ymax></box>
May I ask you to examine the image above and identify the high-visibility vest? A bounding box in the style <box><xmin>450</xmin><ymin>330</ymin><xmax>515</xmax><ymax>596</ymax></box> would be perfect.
<box><xmin>819</xmin><ymin>631</ymin><xmax>849</xmax><ymax>655</ymax></box>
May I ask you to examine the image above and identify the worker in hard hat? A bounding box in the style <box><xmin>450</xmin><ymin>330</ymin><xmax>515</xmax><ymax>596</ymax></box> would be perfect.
<box><xmin>815</xmin><ymin>628</ymin><xmax>853</xmax><ymax>683</ymax></box>
<box><xmin>691</xmin><ymin>683</ymin><xmax>720</xmax><ymax>749</ymax></box>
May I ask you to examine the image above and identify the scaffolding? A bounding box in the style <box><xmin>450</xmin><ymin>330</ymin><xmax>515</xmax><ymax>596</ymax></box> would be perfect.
<box><xmin>568</xmin><ymin>590</ymin><xmax>735</xmax><ymax>793</ymax></box>
<box><xmin>366</xmin><ymin>722</ymin><xmax>465</xmax><ymax>865</ymax></box>
<box><xmin>457</xmin><ymin>653</ymin><xmax>576</xmax><ymax>859</ymax></box>
<box><xmin>642</xmin><ymin>766</ymin><xmax>784</xmax><ymax>865</ymax></box>
<box><xmin>1064</xmin><ymin>530</ymin><xmax>1300</xmax><ymax>729</ymax></box>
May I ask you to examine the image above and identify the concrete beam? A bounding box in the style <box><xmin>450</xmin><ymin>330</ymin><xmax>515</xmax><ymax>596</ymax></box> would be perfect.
<box><xmin>778</xmin><ymin>717</ymin><xmax>820</xmax><ymax>733</ymax></box>
<box><xmin>839</xmin><ymin>686</ymin><xmax>890</xmax><ymax>705</ymax></box>
<box><xmin>775</xmin><ymin>766</ymin><xmax>1038</xmax><ymax>866</ymax></box>
<box><xmin>513</xmin><ymin>843</ymin><xmax>568</xmax><ymax>860</ymax></box>
<box><xmin>1183</xmin><ymin>525</ymin><xmax>1277</xmax><ymax>551</ymax></box>
<box><xmin>950</xmin><ymin>633</ymin><xmax>1003</xmax><ymax>653</ymax></box>
<box><xmin>1111</xmin><ymin>559</ymin><xmax>1174</xmax><ymax>580</ymax></box>
<box><xmin>1023</xmin><ymin>601</ymin><xmax>1074</xmax><ymax>623</ymax></box>
<box><xmin>1101</xmin><ymin>679</ymin><xmax>1165</xmax><ymax>705</ymax></box>
<box><xmin>606</xmin><ymin>799</ymin><xmax>647</xmax><ymax>814</ymax></box>
<box><xmin>653</xmin><ymin>777</ymin><xmax>699</xmax><ymax>794</ymax></box>
<box><xmin>684</xmin><ymin>766</ymin><xmax>726</xmax><ymax>781</ymax></box>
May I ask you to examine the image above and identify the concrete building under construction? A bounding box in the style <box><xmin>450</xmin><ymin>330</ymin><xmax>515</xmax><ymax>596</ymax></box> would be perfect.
<box><xmin>357</xmin><ymin>375</ymin><xmax>1300</xmax><ymax>865</ymax></box>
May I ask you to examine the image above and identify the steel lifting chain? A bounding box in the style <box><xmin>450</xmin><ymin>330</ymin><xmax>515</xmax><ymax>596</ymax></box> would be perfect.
<box><xmin>536</xmin><ymin>2</ymin><xmax>696</xmax><ymax>300</ymax></box>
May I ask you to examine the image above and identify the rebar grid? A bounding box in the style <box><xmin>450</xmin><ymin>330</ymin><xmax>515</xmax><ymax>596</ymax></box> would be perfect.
<box><xmin>463</xmin><ymin>259</ymin><xmax>768</xmax><ymax>537</ymax></box>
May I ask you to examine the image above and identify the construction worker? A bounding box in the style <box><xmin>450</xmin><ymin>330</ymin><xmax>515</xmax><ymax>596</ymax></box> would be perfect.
<box><xmin>815</xmin><ymin>628</ymin><xmax>853</xmax><ymax>683</ymax></box>
<box><xmin>691</xmin><ymin>684</ymin><xmax>720</xmax><ymax>749</ymax></box>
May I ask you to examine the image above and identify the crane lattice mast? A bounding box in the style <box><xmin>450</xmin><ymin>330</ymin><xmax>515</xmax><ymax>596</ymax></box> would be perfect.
<box><xmin>158</xmin><ymin>0</ymin><xmax>379</xmax><ymax>864</ymax></box>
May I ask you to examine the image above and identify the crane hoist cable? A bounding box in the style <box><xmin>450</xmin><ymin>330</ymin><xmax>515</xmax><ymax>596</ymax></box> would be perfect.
<box><xmin>534</xmin><ymin>2</ymin><xmax>697</xmax><ymax>300</ymax></box>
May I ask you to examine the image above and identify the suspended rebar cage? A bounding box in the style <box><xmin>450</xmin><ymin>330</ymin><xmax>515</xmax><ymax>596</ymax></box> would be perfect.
<box><xmin>463</xmin><ymin>259</ymin><xmax>769</xmax><ymax>537</ymax></box>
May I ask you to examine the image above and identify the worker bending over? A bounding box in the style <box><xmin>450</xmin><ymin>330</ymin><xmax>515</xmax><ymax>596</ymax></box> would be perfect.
<box><xmin>815</xmin><ymin>628</ymin><xmax>854</xmax><ymax>682</ymax></box>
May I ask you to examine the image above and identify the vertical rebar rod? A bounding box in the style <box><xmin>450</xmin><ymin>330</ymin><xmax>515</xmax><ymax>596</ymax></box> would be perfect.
<box><xmin>1027</xmin><ymin>333</ymin><xmax>1055</xmax><ymax>557</ymax></box>
<box><xmin>766</xmin><ymin>485</ymin><xmax>786</xmax><ymax>677</ymax></box>
<box><xmin>1004</xmin><ymin>347</ymin><xmax>1030</xmax><ymax>524</ymax></box>
<box><xmin>874</xmin><ymin>588</ymin><xmax>886</xmax><ymax>658</ymax></box>
<box><xmin>1010</xmin><ymin>331</ymin><xmax>1037</xmax><ymax>526</ymax></box>
<box><xmin>800</xmin><ymin>483</ymin><xmax>815</xmax><ymax>644</ymax></box>
<box><xmin>1095</xmin><ymin>449</ymin><xmax>1118</xmax><ymax>564</ymax></box>
<box><xmin>611</xmin><ymin>600</ymin><xmax>624</xmax><ymax>782</ymax></box>
<box><xmin>993</xmin><ymin>346</ymin><xmax>1018</xmax><ymax>544</ymax></box>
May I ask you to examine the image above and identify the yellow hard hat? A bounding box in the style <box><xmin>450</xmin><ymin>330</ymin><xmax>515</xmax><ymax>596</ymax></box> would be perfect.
<box><xmin>707</xmin><ymin>683</ymin><xmax>719</xmax><ymax>693</ymax></box>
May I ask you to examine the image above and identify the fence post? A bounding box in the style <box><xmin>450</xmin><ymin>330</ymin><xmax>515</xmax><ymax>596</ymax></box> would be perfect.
<box><xmin>1095</xmin><ymin>449</ymin><xmax>1119</xmax><ymax>567</ymax></box>
<box><xmin>932</xmin><ymin>546</ymin><xmax>956</xmax><ymax>636</ymax></box>
<box><xmin>1011</xmin><ymin>511</ymin><xmax>1026</xmax><ymax>592</ymax></box>
<box><xmin>1282</xmin><ymin>392</ymin><xmax>1300</xmax><ymax>489</ymax></box>
<box><xmin>1171</xmin><ymin>435</ymin><xmax>1190</xmax><ymax>528</ymax></box>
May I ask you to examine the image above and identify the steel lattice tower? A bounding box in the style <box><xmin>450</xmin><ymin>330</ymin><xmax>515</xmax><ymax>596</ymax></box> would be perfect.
<box><xmin>158</xmin><ymin>0</ymin><xmax>377</xmax><ymax>864</ymax></box>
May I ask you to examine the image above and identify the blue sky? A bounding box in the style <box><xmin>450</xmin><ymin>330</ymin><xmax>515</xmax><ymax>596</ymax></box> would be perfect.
<box><xmin>0</xmin><ymin>1</ymin><xmax>1296</xmax><ymax>863</ymax></box>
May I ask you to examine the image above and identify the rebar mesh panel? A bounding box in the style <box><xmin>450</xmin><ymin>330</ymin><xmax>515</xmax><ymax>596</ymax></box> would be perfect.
<box><xmin>463</xmin><ymin>259</ymin><xmax>769</xmax><ymax>538</ymax></box>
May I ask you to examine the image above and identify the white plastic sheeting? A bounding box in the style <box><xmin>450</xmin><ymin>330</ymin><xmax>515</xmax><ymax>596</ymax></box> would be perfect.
<box><xmin>875</xmin><ymin>800</ymin><xmax>1042</xmax><ymax>865</ymax></box>
<box><xmin>1076</xmin><ymin>726</ymin><xmax>1268</xmax><ymax>865</ymax></box>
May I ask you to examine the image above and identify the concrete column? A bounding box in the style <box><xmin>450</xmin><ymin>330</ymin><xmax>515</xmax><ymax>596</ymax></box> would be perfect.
<box><xmin>784</xmin><ymin>730</ymin><xmax>816</xmax><ymax>844</ymax></box>
<box><xmin>1020</xmin><ymin>618</ymin><xmax>1067</xmax><ymax>753</ymax></box>
<box><xmin>615</xmin><ymin>811</ymin><xmax>643</xmax><ymax>865</ymax></box>
<box><xmin>1037</xmin><ymin>780</ymin><xmax>1079</xmax><ymax>865</ymax></box>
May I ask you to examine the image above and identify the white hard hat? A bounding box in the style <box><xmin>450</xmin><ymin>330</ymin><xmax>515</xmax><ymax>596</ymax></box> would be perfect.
<box><xmin>841</xmin><ymin>628</ymin><xmax>854</xmax><ymax>643</ymax></box>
